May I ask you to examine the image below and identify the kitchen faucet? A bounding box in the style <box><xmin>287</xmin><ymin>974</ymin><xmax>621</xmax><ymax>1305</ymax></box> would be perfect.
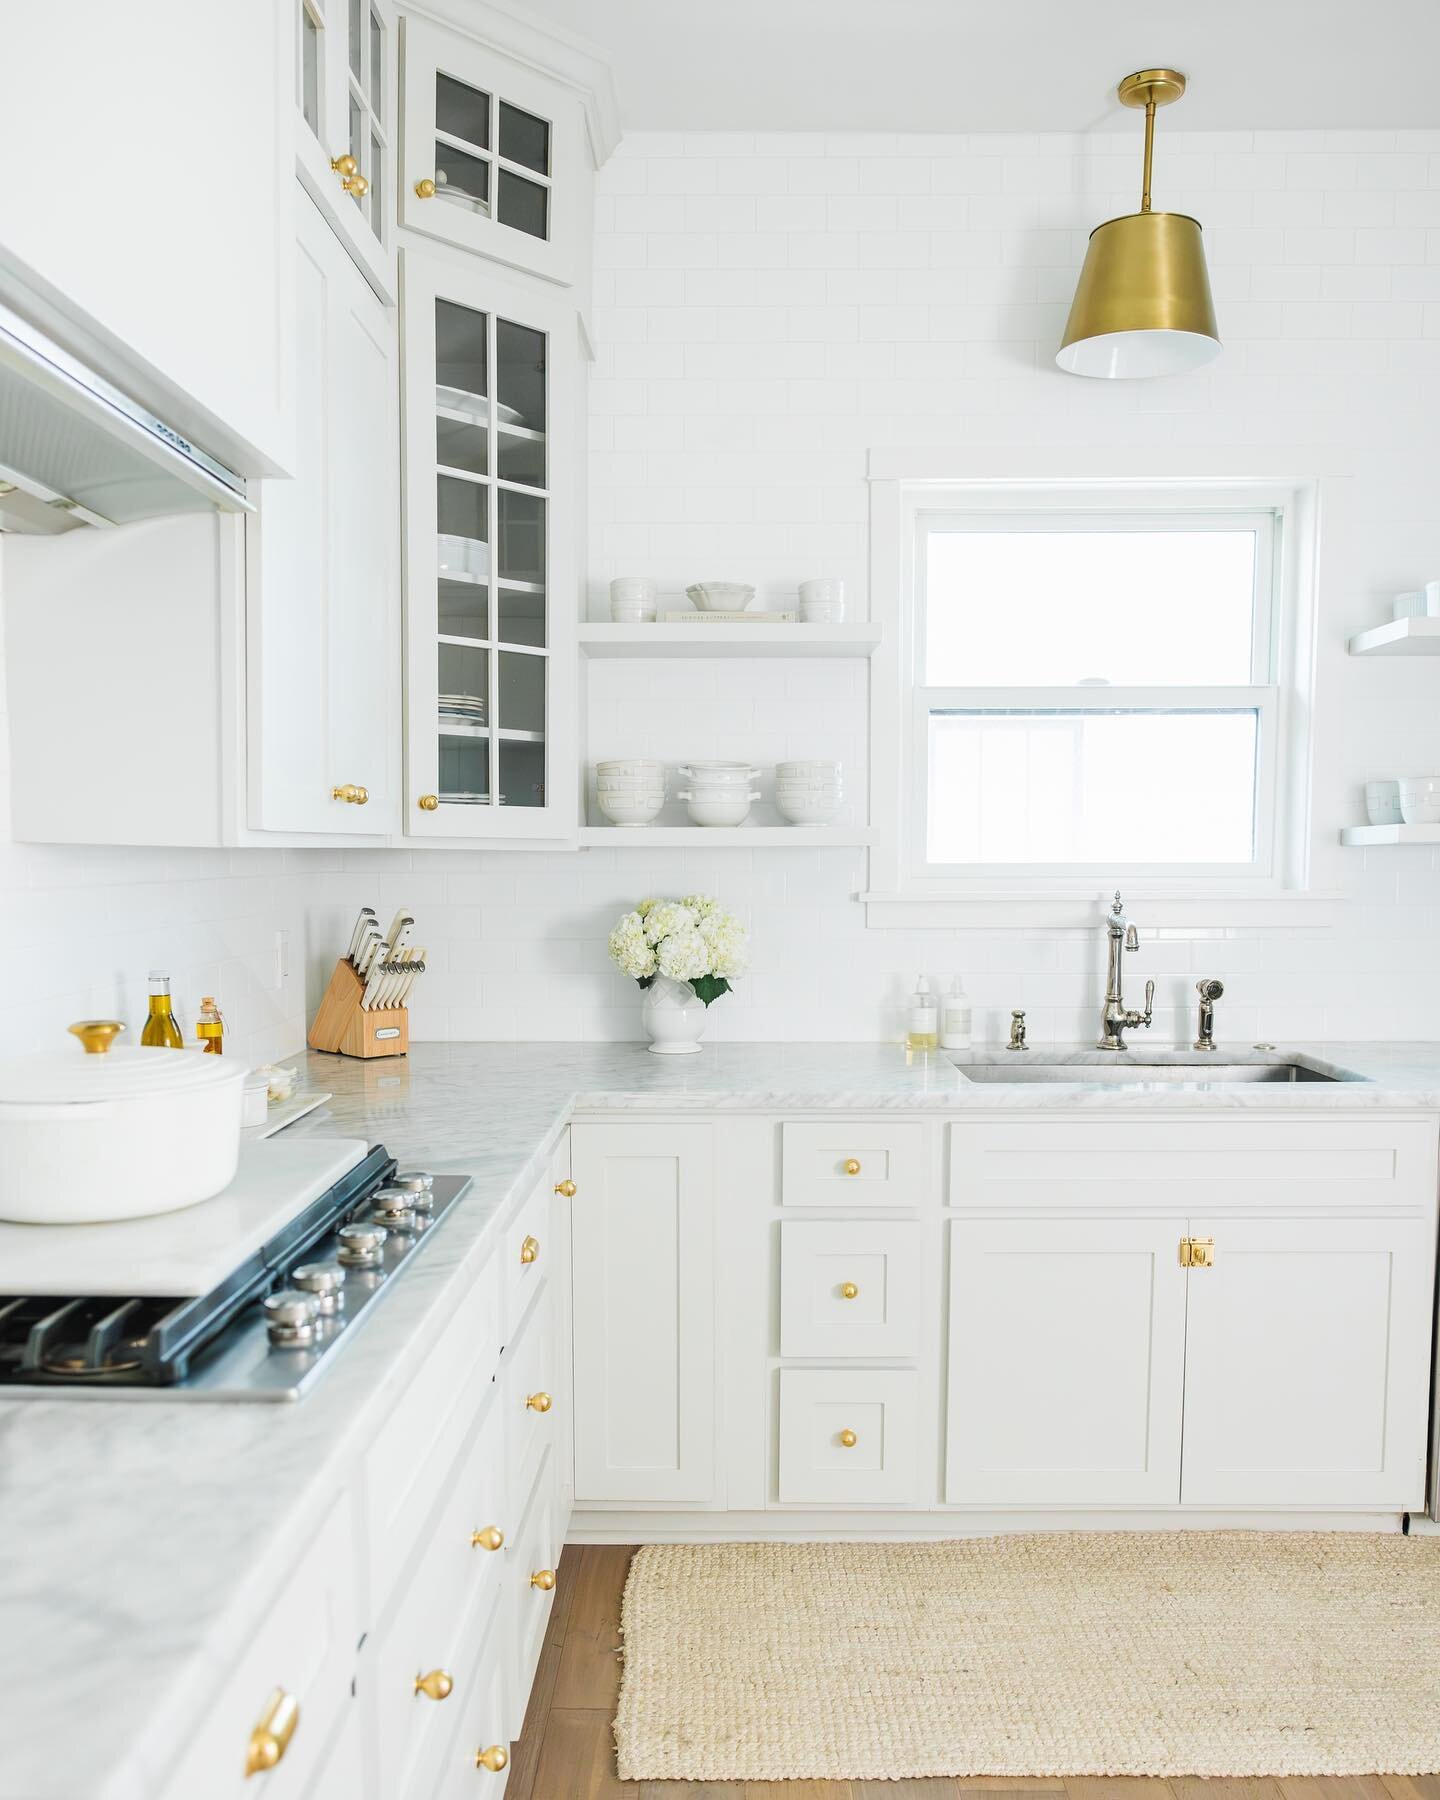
<box><xmin>1097</xmin><ymin>890</ymin><xmax>1154</xmax><ymax>1050</ymax></box>
<box><xmin>1194</xmin><ymin>978</ymin><xmax>1224</xmax><ymax>1052</ymax></box>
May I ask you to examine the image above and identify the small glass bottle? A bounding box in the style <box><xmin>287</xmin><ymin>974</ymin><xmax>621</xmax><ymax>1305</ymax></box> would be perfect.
<box><xmin>140</xmin><ymin>970</ymin><xmax>184</xmax><ymax>1049</ymax></box>
<box><xmin>905</xmin><ymin>976</ymin><xmax>938</xmax><ymax>1052</ymax></box>
<box><xmin>196</xmin><ymin>995</ymin><xmax>225</xmax><ymax>1055</ymax></box>
<box><xmin>940</xmin><ymin>977</ymin><xmax>972</xmax><ymax>1050</ymax></box>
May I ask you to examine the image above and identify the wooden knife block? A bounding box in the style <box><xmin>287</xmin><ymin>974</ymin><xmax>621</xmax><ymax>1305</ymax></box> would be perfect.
<box><xmin>307</xmin><ymin>958</ymin><xmax>410</xmax><ymax>1059</ymax></box>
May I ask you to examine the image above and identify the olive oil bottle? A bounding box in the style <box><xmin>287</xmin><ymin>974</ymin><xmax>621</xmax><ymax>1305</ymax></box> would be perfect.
<box><xmin>196</xmin><ymin>995</ymin><xmax>225</xmax><ymax>1055</ymax></box>
<box><xmin>140</xmin><ymin>970</ymin><xmax>184</xmax><ymax>1049</ymax></box>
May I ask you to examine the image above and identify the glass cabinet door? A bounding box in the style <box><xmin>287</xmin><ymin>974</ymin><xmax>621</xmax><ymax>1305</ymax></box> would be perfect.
<box><xmin>295</xmin><ymin>0</ymin><xmax>397</xmax><ymax>300</ymax></box>
<box><xmin>403</xmin><ymin>254</ymin><xmax>576</xmax><ymax>838</ymax></box>
<box><xmin>401</xmin><ymin>18</ymin><xmax>583</xmax><ymax>288</ymax></box>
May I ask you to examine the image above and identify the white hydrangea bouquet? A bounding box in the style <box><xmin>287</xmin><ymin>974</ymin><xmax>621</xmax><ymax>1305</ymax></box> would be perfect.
<box><xmin>608</xmin><ymin>894</ymin><xmax>749</xmax><ymax>1008</ymax></box>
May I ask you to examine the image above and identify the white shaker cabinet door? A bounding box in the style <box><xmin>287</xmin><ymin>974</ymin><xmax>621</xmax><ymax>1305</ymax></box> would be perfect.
<box><xmin>248</xmin><ymin>187</ymin><xmax>399</xmax><ymax>834</ymax></box>
<box><xmin>946</xmin><ymin>1217</ymin><xmax>1188</xmax><ymax>1507</ymax></box>
<box><xmin>569</xmin><ymin>1124</ymin><xmax>716</xmax><ymax>1504</ymax></box>
<box><xmin>1180</xmin><ymin>1215</ymin><xmax>1435</xmax><ymax>1509</ymax></box>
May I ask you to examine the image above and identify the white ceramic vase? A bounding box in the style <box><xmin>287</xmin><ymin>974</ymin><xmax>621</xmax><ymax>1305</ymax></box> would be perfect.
<box><xmin>641</xmin><ymin>975</ymin><xmax>708</xmax><ymax>1055</ymax></box>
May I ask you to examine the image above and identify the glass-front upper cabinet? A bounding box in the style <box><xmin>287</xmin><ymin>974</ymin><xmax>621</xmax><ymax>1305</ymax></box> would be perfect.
<box><xmin>402</xmin><ymin>252</ymin><xmax>577</xmax><ymax>840</ymax></box>
<box><xmin>296</xmin><ymin>0</ymin><xmax>397</xmax><ymax>300</ymax></box>
<box><xmin>400</xmin><ymin>18</ymin><xmax>587</xmax><ymax>288</ymax></box>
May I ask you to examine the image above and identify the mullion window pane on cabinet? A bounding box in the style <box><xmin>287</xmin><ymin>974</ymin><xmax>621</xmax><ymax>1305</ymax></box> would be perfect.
<box><xmin>300</xmin><ymin>6</ymin><xmax>321</xmax><ymax>133</ymax></box>
<box><xmin>497</xmin><ymin>489</ymin><xmax>544</xmax><ymax>588</ymax></box>
<box><xmin>498</xmin><ymin>169</ymin><xmax>548</xmax><ymax>241</ymax></box>
<box><xmin>368</xmin><ymin>6</ymin><xmax>383</xmax><ymax>108</ymax></box>
<box><xmin>499</xmin><ymin>101</ymin><xmax>549</xmax><ymax>174</ymax></box>
<box><xmin>435</xmin><ymin>142</ymin><xmax>491</xmax><ymax>214</ymax></box>
<box><xmin>436</xmin><ymin>73</ymin><xmax>490</xmax><ymax>148</ymax></box>
<box><xmin>348</xmin><ymin>0</ymin><xmax>362</xmax><ymax>77</ymax></box>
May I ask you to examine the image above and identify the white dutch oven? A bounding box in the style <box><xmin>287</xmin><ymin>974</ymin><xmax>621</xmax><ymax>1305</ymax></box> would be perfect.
<box><xmin>0</xmin><ymin>1021</ymin><xmax>245</xmax><ymax>1223</ymax></box>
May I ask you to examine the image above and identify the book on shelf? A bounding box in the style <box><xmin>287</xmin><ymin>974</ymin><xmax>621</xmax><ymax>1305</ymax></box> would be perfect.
<box><xmin>659</xmin><ymin>609</ymin><xmax>799</xmax><ymax>624</ymax></box>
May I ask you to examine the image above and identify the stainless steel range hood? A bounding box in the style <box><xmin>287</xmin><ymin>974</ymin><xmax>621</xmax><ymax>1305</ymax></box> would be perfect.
<box><xmin>0</xmin><ymin>300</ymin><xmax>252</xmax><ymax>533</ymax></box>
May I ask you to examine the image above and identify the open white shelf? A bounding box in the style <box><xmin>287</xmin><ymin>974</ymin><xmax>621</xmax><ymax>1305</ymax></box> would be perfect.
<box><xmin>1340</xmin><ymin>823</ymin><xmax>1440</xmax><ymax>846</ymax></box>
<box><xmin>578</xmin><ymin>825</ymin><xmax>876</xmax><ymax>847</ymax></box>
<box><xmin>1348</xmin><ymin>618</ymin><xmax>1440</xmax><ymax>656</ymax></box>
<box><xmin>578</xmin><ymin>623</ymin><xmax>882</xmax><ymax>659</ymax></box>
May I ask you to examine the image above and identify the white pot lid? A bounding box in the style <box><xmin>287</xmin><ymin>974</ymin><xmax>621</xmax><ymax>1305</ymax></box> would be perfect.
<box><xmin>0</xmin><ymin>1031</ymin><xmax>244</xmax><ymax>1107</ymax></box>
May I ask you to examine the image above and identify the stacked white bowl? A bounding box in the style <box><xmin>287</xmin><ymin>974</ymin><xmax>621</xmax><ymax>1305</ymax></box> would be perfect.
<box><xmin>798</xmin><ymin>578</ymin><xmax>845</xmax><ymax>623</ymax></box>
<box><xmin>676</xmin><ymin>761</ymin><xmax>761</xmax><ymax>827</ymax></box>
<box><xmin>609</xmin><ymin>576</ymin><xmax>658</xmax><ymax>623</ymax></box>
<box><xmin>775</xmin><ymin>759</ymin><xmax>842</xmax><ymax>824</ymax></box>
<box><xmin>596</xmin><ymin>757</ymin><xmax>666</xmax><ymax>827</ymax></box>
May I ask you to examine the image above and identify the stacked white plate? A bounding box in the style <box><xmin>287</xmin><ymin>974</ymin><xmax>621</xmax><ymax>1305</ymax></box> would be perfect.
<box><xmin>677</xmin><ymin>761</ymin><xmax>761</xmax><ymax>826</ymax></box>
<box><xmin>596</xmin><ymin>757</ymin><xmax>666</xmax><ymax>827</ymax></box>
<box><xmin>776</xmin><ymin>759</ymin><xmax>842</xmax><ymax>824</ymax></box>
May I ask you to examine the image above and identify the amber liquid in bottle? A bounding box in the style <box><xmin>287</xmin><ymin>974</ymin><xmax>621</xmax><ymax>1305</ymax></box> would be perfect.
<box><xmin>140</xmin><ymin>971</ymin><xmax>184</xmax><ymax>1049</ymax></box>
<box><xmin>196</xmin><ymin>995</ymin><xmax>225</xmax><ymax>1055</ymax></box>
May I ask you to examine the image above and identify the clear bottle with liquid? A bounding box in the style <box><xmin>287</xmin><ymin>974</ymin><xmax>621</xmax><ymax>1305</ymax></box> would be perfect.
<box><xmin>196</xmin><ymin>995</ymin><xmax>225</xmax><ymax>1055</ymax></box>
<box><xmin>140</xmin><ymin>970</ymin><xmax>184</xmax><ymax>1049</ymax></box>
<box><xmin>940</xmin><ymin>977</ymin><xmax>972</xmax><ymax>1050</ymax></box>
<box><xmin>905</xmin><ymin>976</ymin><xmax>939</xmax><ymax>1052</ymax></box>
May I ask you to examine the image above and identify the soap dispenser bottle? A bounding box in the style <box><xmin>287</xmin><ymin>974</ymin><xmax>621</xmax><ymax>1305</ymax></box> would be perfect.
<box><xmin>940</xmin><ymin>977</ymin><xmax>972</xmax><ymax>1050</ymax></box>
<box><xmin>906</xmin><ymin>976</ymin><xmax>939</xmax><ymax>1052</ymax></box>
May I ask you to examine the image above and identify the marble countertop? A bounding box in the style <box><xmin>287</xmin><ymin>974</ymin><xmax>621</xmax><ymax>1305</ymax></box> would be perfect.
<box><xmin>5</xmin><ymin>1037</ymin><xmax>1440</xmax><ymax>1799</ymax></box>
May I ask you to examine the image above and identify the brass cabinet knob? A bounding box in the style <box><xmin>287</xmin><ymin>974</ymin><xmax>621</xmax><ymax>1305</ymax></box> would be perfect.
<box><xmin>418</xmin><ymin>793</ymin><xmax>440</xmax><ymax>811</ymax></box>
<box><xmin>476</xmin><ymin>1745</ymin><xmax>509</xmax><ymax>1773</ymax></box>
<box><xmin>843</xmin><ymin>1158</ymin><xmax>862</xmax><ymax>1176</ymax></box>
<box><xmin>471</xmin><ymin>1524</ymin><xmax>504</xmax><ymax>1552</ymax></box>
<box><xmin>554</xmin><ymin>1179</ymin><xmax>577</xmax><ymax>1198</ymax></box>
<box><xmin>414</xmin><ymin>1668</ymin><xmax>453</xmax><ymax>1702</ymax></box>
<box><xmin>526</xmin><ymin>1390</ymin><xmax>552</xmax><ymax>1413</ymax></box>
<box><xmin>520</xmin><ymin>1235</ymin><xmax>540</xmax><ymax>1265</ymax></box>
<box><xmin>331</xmin><ymin>783</ymin><xmax>368</xmax><ymax>805</ymax></box>
<box><xmin>838</xmin><ymin>1428</ymin><xmax>858</xmax><ymax>1448</ymax></box>
<box><xmin>329</xmin><ymin>153</ymin><xmax>368</xmax><ymax>196</ymax></box>
<box><xmin>840</xmin><ymin>1281</ymin><xmax>859</xmax><ymax>1300</ymax></box>
<box><xmin>415</xmin><ymin>176</ymin><xmax>437</xmax><ymax>198</ymax></box>
<box><xmin>531</xmin><ymin>1567</ymin><xmax>557</xmax><ymax>1591</ymax></box>
<box><xmin>244</xmin><ymin>1688</ymin><xmax>299</xmax><ymax>1778</ymax></box>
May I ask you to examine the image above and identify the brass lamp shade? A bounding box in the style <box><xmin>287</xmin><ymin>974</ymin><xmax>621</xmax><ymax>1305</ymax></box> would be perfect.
<box><xmin>1056</xmin><ymin>209</ymin><xmax>1220</xmax><ymax>379</ymax></box>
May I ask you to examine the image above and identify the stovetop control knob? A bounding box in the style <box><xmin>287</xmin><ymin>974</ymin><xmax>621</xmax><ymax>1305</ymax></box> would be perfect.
<box><xmin>370</xmin><ymin>1187</ymin><xmax>417</xmax><ymax>1225</ymax></box>
<box><xmin>393</xmin><ymin>1170</ymin><xmax>436</xmax><ymax>1212</ymax></box>
<box><xmin>263</xmin><ymin>1290</ymin><xmax>321</xmax><ymax>1347</ymax></box>
<box><xmin>292</xmin><ymin>1262</ymin><xmax>347</xmax><ymax>1314</ymax></box>
<box><xmin>337</xmin><ymin>1222</ymin><xmax>388</xmax><ymax>1267</ymax></box>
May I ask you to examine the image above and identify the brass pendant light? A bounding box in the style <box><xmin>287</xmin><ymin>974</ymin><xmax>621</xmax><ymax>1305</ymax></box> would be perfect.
<box><xmin>1056</xmin><ymin>69</ymin><xmax>1220</xmax><ymax>378</ymax></box>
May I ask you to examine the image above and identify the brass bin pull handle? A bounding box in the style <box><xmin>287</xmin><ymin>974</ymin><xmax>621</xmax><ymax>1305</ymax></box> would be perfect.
<box><xmin>244</xmin><ymin>1688</ymin><xmax>299</xmax><ymax>1778</ymax></box>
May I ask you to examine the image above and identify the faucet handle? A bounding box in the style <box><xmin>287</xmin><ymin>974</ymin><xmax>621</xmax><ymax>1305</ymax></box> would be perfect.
<box><xmin>1124</xmin><ymin>922</ymin><xmax>1139</xmax><ymax>952</ymax></box>
<box><xmin>1143</xmin><ymin>978</ymin><xmax>1155</xmax><ymax>1021</ymax></box>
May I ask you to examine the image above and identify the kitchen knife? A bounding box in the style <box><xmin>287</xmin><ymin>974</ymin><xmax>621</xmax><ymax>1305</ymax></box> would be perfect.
<box><xmin>346</xmin><ymin>907</ymin><xmax>376</xmax><ymax>965</ymax></box>
<box><xmin>384</xmin><ymin>911</ymin><xmax>413</xmax><ymax>954</ymax></box>
<box><xmin>360</xmin><ymin>956</ymin><xmax>391</xmax><ymax>1011</ymax></box>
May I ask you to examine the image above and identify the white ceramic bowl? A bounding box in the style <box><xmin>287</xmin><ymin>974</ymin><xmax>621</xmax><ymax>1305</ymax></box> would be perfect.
<box><xmin>678</xmin><ymin>762</ymin><xmax>761</xmax><ymax>785</ymax></box>
<box><xmin>799</xmin><ymin>578</ymin><xmax>844</xmax><ymax>606</ymax></box>
<box><xmin>610</xmin><ymin>577</ymin><xmax>658</xmax><ymax>622</ymax></box>
<box><xmin>610</xmin><ymin>576</ymin><xmax>657</xmax><ymax>603</ymax></box>
<box><xmin>596</xmin><ymin>759</ymin><xmax>664</xmax><ymax>778</ymax></box>
<box><xmin>685</xmin><ymin>582</ymin><xmax>755</xmax><ymax>613</ymax></box>
<box><xmin>776</xmin><ymin>792</ymin><xmax>840</xmax><ymax>824</ymax></box>
<box><xmin>1398</xmin><ymin>776</ymin><xmax>1440</xmax><ymax>824</ymax></box>
<box><xmin>679</xmin><ymin>791</ymin><xmax>759</xmax><ymax>826</ymax></box>
<box><xmin>777</xmin><ymin>760</ymin><xmax>841</xmax><ymax>777</ymax></box>
<box><xmin>1364</xmin><ymin>780</ymin><xmax>1403</xmax><ymax>826</ymax></box>
<box><xmin>597</xmin><ymin>791</ymin><xmax>665</xmax><ymax>827</ymax></box>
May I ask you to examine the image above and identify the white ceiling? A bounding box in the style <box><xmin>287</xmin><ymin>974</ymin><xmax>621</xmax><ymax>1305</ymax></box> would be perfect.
<box><xmin>517</xmin><ymin>0</ymin><xmax>1439</xmax><ymax>134</ymax></box>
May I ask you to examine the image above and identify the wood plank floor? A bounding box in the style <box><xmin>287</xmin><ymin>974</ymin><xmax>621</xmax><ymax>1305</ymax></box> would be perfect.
<box><xmin>506</xmin><ymin>1546</ymin><xmax>1440</xmax><ymax>1800</ymax></box>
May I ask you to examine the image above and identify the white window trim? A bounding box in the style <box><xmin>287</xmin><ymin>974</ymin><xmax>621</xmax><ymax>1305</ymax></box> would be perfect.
<box><xmin>864</xmin><ymin>467</ymin><xmax>1333</xmax><ymax>930</ymax></box>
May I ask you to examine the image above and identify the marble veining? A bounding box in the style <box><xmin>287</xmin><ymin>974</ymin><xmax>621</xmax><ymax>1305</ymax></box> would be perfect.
<box><xmin>4</xmin><ymin>1039</ymin><xmax>1440</xmax><ymax>1799</ymax></box>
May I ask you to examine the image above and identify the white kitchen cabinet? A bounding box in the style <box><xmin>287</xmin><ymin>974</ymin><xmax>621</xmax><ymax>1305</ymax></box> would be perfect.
<box><xmin>294</xmin><ymin>0</ymin><xmax>398</xmax><ymax>301</ymax></box>
<box><xmin>779</xmin><ymin>1220</ymin><xmax>922</xmax><ymax>1359</ymax></box>
<box><xmin>778</xmin><ymin>1368</ymin><xmax>920</xmax><ymax>1505</ymax></box>
<box><xmin>401</xmin><ymin>251</ymin><xmax>579</xmax><ymax>839</ymax></box>
<box><xmin>1181</xmin><ymin>1215</ymin><xmax>1434</xmax><ymax>1508</ymax></box>
<box><xmin>0</xmin><ymin>1</ymin><xmax>293</xmax><ymax>476</ymax></box>
<box><xmin>946</xmin><ymin>1216</ymin><xmax>1189</xmax><ymax>1507</ymax></box>
<box><xmin>569</xmin><ymin>1122</ymin><xmax>717</xmax><ymax>1504</ymax></box>
<box><xmin>399</xmin><ymin>18</ymin><xmax>589</xmax><ymax>289</ymax></box>
<box><xmin>248</xmin><ymin>187</ymin><xmax>400</xmax><ymax>835</ymax></box>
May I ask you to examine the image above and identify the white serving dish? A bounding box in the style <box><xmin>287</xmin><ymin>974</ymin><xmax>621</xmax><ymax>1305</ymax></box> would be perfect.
<box><xmin>1364</xmin><ymin>780</ymin><xmax>1403</xmax><ymax>826</ymax></box>
<box><xmin>679</xmin><ymin>791</ymin><xmax>760</xmax><ymax>826</ymax></box>
<box><xmin>1398</xmin><ymin>776</ymin><xmax>1440</xmax><ymax>824</ymax></box>
<box><xmin>0</xmin><ymin>1024</ymin><xmax>246</xmax><ymax>1223</ymax></box>
<box><xmin>777</xmin><ymin>792</ymin><xmax>841</xmax><ymax>823</ymax></box>
<box><xmin>685</xmin><ymin>582</ymin><xmax>755</xmax><ymax>613</ymax></box>
<box><xmin>598</xmin><ymin>791</ymin><xmax>665</xmax><ymax>826</ymax></box>
<box><xmin>437</xmin><ymin>532</ymin><xmax>490</xmax><ymax>580</ymax></box>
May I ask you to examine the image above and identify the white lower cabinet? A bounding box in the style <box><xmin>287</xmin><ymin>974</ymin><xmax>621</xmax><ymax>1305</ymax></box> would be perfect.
<box><xmin>778</xmin><ymin>1368</ymin><xmax>920</xmax><ymax>1505</ymax></box>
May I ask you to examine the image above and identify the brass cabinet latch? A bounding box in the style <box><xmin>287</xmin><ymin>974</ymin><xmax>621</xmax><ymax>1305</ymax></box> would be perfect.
<box><xmin>1179</xmin><ymin>1236</ymin><xmax>1215</xmax><ymax>1268</ymax></box>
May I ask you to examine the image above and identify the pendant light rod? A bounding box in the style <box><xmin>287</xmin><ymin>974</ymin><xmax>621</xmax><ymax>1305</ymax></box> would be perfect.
<box><xmin>1140</xmin><ymin>99</ymin><xmax>1156</xmax><ymax>213</ymax></box>
<box><xmin>1118</xmin><ymin>67</ymin><xmax>1187</xmax><ymax>216</ymax></box>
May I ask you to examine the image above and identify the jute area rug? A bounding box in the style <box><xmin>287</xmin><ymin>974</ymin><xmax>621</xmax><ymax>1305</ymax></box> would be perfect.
<box><xmin>613</xmin><ymin>1533</ymin><xmax>1440</xmax><ymax>1781</ymax></box>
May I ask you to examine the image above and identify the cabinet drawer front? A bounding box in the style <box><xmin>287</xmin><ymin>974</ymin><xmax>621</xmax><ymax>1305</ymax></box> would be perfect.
<box><xmin>425</xmin><ymin>1587</ymin><xmax>511</xmax><ymax>1800</ymax></box>
<box><xmin>502</xmin><ymin>1272</ymin><xmax>558</xmax><ymax>1523</ymax></box>
<box><xmin>158</xmin><ymin>1502</ymin><xmax>357</xmax><ymax>1800</ymax></box>
<box><xmin>365</xmin><ymin>1251</ymin><xmax>504</xmax><ymax>1604</ymax></box>
<box><xmin>503</xmin><ymin>1176</ymin><xmax>552</xmax><ymax>1339</ymax></box>
<box><xmin>777</xmin><ymin>1369</ymin><xmax>919</xmax><ymax>1505</ymax></box>
<box><xmin>779</xmin><ymin>1221</ymin><xmax>921</xmax><ymax>1358</ymax></box>
<box><xmin>506</xmin><ymin>1446</ymin><xmax>563</xmax><ymax>1738</ymax></box>
<box><xmin>782</xmin><ymin>1122</ymin><xmax>926</xmax><ymax>1207</ymax></box>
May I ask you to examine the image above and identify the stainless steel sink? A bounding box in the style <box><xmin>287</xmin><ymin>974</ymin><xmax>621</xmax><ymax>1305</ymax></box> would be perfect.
<box><xmin>953</xmin><ymin>1058</ymin><xmax>1343</xmax><ymax>1085</ymax></box>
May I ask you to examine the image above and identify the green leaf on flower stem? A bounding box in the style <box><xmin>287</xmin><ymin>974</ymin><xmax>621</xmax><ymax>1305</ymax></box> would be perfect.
<box><xmin>690</xmin><ymin>975</ymin><xmax>731</xmax><ymax>1007</ymax></box>
<box><xmin>636</xmin><ymin>975</ymin><xmax>655</xmax><ymax>990</ymax></box>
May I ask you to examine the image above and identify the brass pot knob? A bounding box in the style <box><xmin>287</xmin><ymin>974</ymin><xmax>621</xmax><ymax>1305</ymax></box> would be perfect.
<box><xmin>840</xmin><ymin>1281</ymin><xmax>859</xmax><ymax>1300</ymax></box>
<box><xmin>331</xmin><ymin>783</ymin><xmax>369</xmax><ymax>805</ymax></box>
<box><xmin>471</xmin><ymin>1524</ymin><xmax>504</xmax><ymax>1552</ymax></box>
<box><xmin>843</xmin><ymin>1158</ymin><xmax>862</xmax><ymax>1176</ymax></box>
<box><xmin>414</xmin><ymin>1668</ymin><xmax>453</xmax><ymax>1702</ymax></box>
<box><xmin>476</xmin><ymin>1746</ymin><xmax>509</xmax><ymax>1773</ymax></box>
<box><xmin>415</xmin><ymin>176</ymin><xmax>437</xmax><ymax>198</ymax></box>
<box><xmin>68</xmin><ymin>1019</ymin><xmax>125</xmax><ymax>1056</ymax></box>
<box><xmin>531</xmin><ymin>1567</ymin><xmax>557</xmax><ymax>1591</ymax></box>
<box><xmin>526</xmin><ymin>1390</ymin><xmax>552</xmax><ymax>1413</ymax></box>
<box><xmin>244</xmin><ymin>1688</ymin><xmax>299</xmax><ymax>1778</ymax></box>
<box><xmin>838</xmin><ymin>1428</ymin><xmax>858</xmax><ymax>1448</ymax></box>
<box><xmin>418</xmin><ymin>793</ymin><xmax>440</xmax><ymax>811</ymax></box>
<box><xmin>554</xmin><ymin>1179</ymin><xmax>577</xmax><ymax>1198</ymax></box>
<box><xmin>520</xmin><ymin>1235</ymin><xmax>540</xmax><ymax>1265</ymax></box>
